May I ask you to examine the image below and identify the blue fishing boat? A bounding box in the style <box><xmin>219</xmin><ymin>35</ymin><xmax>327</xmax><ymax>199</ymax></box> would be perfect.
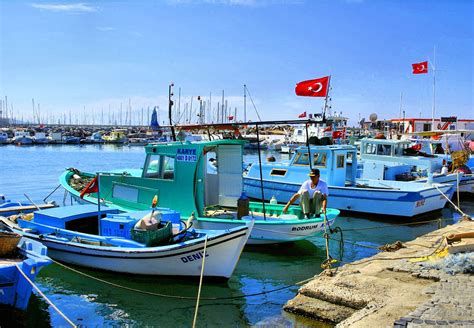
<box><xmin>59</xmin><ymin>140</ymin><xmax>340</xmax><ymax>244</ymax></box>
<box><xmin>0</xmin><ymin>231</ymin><xmax>51</xmax><ymax>311</ymax></box>
<box><xmin>3</xmin><ymin>204</ymin><xmax>252</xmax><ymax>279</ymax></box>
<box><xmin>243</xmin><ymin>145</ymin><xmax>454</xmax><ymax>217</ymax></box>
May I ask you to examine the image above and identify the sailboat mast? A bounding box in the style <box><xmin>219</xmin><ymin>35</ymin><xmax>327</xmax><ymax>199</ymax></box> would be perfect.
<box><xmin>243</xmin><ymin>84</ymin><xmax>247</xmax><ymax>122</ymax></box>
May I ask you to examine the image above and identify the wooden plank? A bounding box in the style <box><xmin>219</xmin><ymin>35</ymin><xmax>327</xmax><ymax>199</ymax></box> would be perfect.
<box><xmin>0</xmin><ymin>203</ymin><xmax>56</xmax><ymax>214</ymax></box>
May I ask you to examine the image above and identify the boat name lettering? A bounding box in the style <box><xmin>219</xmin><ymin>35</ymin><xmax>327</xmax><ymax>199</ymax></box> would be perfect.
<box><xmin>292</xmin><ymin>224</ymin><xmax>319</xmax><ymax>232</ymax></box>
<box><xmin>415</xmin><ymin>199</ymin><xmax>425</xmax><ymax>207</ymax></box>
<box><xmin>181</xmin><ymin>251</ymin><xmax>209</xmax><ymax>263</ymax></box>
<box><xmin>176</xmin><ymin>148</ymin><xmax>197</xmax><ymax>162</ymax></box>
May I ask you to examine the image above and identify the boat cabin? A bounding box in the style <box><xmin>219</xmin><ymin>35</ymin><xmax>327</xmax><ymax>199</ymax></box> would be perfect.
<box><xmin>97</xmin><ymin>140</ymin><xmax>247</xmax><ymax>217</ymax></box>
<box><xmin>246</xmin><ymin>145</ymin><xmax>358</xmax><ymax>187</ymax></box>
<box><xmin>359</xmin><ymin>138</ymin><xmax>443</xmax><ymax>172</ymax></box>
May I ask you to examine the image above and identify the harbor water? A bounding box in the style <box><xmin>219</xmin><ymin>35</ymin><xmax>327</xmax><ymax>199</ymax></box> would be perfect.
<box><xmin>0</xmin><ymin>144</ymin><xmax>471</xmax><ymax>327</ymax></box>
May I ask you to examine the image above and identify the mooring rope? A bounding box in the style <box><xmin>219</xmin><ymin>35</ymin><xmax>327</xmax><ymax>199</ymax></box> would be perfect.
<box><xmin>434</xmin><ymin>184</ymin><xmax>470</xmax><ymax>218</ymax></box>
<box><xmin>192</xmin><ymin>236</ymin><xmax>208</xmax><ymax>328</ymax></box>
<box><xmin>15</xmin><ymin>264</ymin><xmax>76</xmax><ymax>327</ymax></box>
<box><xmin>50</xmin><ymin>258</ymin><xmax>312</xmax><ymax>301</ymax></box>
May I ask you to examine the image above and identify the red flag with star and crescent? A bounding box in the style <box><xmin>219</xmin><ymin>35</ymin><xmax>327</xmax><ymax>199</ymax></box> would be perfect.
<box><xmin>412</xmin><ymin>61</ymin><xmax>428</xmax><ymax>74</ymax></box>
<box><xmin>295</xmin><ymin>76</ymin><xmax>330</xmax><ymax>97</ymax></box>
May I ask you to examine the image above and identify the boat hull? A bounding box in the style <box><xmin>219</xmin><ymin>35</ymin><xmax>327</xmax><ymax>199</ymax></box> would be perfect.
<box><xmin>16</xmin><ymin>225</ymin><xmax>251</xmax><ymax>279</ymax></box>
<box><xmin>244</xmin><ymin>177</ymin><xmax>453</xmax><ymax>217</ymax></box>
<box><xmin>193</xmin><ymin>215</ymin><xmax>336</xmax><ymax>244</ymax></box>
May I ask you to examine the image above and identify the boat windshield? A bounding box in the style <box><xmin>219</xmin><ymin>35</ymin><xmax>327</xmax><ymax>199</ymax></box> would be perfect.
<box><xmin>313</xmin><ymin>153</ymin><xmax>327</xmax><ymax>167</ymax></box>
<box><xmin>294</xmin><ymin>152</ymin><xmax>309</xmax><ymax>165</ymax></box>
<box><xmin>143</xmin><ymin>154</ymin><xmax>175</xmax><ymax>180</ymax></box>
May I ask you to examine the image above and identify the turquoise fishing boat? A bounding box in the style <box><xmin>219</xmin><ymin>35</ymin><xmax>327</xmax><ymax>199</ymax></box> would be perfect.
<box><xmin>60</xmin><ymin>140</ymin><xmax>339</xmax><ymax>244</ymax></box>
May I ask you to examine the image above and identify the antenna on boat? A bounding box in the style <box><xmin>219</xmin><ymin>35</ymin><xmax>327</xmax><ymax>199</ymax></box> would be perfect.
<box><xmin>431</xmin><ymin>46</ymin><xmax>436</xmax><ymax>129</ymax></box>
<box><xmin>168</xmin><ymin>82</ymin><xmax>177</xmax><ymax>141</ymax></box>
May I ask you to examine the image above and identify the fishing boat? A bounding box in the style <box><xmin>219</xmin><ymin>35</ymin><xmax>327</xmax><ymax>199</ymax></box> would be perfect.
<box><xmin>0</xmin><ymin>230</ymin><xmax>51</xmax><ymax>310</ymax></box>
<box><xmin>102</xmin><ymin>129</ymin><xmax>128</xmax><ymax>144</ymax></box>
<box><xmin>12</xmin><ymin>130</ymin><xmax>34</xmax><ymax>145</ymax></box>
<box><xmin>0</xmin><ymin>198</ymin><xmax>57</xmax><ymax>217</ymax></box>
<box><xmin>33</xmin><ymin>132</ymin><xmax>50</xmax><ymax>144</ymax></box>
<box><xmin>358</xmin><ymin>138</ymin><xmax>473</xmax><ymax>193</ymax></box>
<box><xmin>59</xmin><ymin>140</ymin><xmax>340</xmax><ymax>244</ymax></box>
<box><xmin>0</xmin><ymin>132</ymin><xmax>10</xmax><ymax>144</ymax></box>
<box><xmin>3</xmin><ymin>204</ymin><xmax>252</xmax><ymax>279</ymax></box>
<box><xmin>243</xmin><ymin>145</ymin><xmax>454</xmax><ymax>217</ymax></box>
<box><xmin>63</xmin><ymin>136</ymin><xmax>81</xmax><ymax>144</ymax></box>
<box><xmin>90</xmin><ymin>132</ymin><xmax>105</xmax><ymax>144</ymax></box>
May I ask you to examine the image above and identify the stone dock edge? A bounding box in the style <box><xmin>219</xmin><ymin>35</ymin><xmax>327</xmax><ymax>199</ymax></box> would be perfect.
<box><xmin>283</xmin><ymin>220</ymin><xmax>474</xmax><ymax>327</ymax></box>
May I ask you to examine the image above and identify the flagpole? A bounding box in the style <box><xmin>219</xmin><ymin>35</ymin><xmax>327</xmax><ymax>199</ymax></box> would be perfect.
<box><xmin>97</xmin><ymin>173</ymin><xmax>101</xmax><ymax>233</ymax></box>
<box><xmin>322</xmin><ymin>75</ymin><xmax>331</xmax><ymax>121</ymax></box>
<box><xmin>431</xmin><ymin>46</ymin><xmax>436</xmax><ymax>129</ymax></box>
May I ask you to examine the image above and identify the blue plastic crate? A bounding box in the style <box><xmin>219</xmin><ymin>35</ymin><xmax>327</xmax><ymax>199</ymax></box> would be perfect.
<box><xmin>100</xmin><ymin>215</ymin><xmax>137</xmax><ymax>239</ymax></box>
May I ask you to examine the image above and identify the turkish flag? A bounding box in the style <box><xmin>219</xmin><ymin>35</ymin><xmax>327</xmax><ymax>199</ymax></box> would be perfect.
<box><xmin>412</xmin><ymin>61</ymin><xmax>428</xmax><ymax>74</ymax></box>
<box><xmin>80</xmin><ymin>176</ymin><xmax>99</xmax><ymax>198</ymax></box>
<box><xmin>298</xmin><ymin>111</ymin><xmax>307</xmax><ymax>118</ymax></box>
<box><xmin>295</xmin><ymin>76</ymin><xmax>330</xmax><ymax>97</ymax></box>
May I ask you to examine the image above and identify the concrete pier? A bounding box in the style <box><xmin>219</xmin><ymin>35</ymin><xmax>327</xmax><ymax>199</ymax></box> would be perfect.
<box><xmin>284</xmin><ymin>220</ymin><xmax>474</xmax><ymax>327</ymax></box>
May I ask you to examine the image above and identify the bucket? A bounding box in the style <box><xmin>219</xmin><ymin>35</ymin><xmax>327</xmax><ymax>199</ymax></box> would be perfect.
<box><xmin>0</xmin><ymin>231</ymin><xmax>21</xmax><ymax>257</ymax></box>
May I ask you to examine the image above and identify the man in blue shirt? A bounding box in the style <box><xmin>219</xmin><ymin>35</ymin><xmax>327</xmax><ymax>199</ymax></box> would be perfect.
<box><xmin>282</xmin><ymin>168</ymin><xmax>328</xmax><ymax>218</ymax></box>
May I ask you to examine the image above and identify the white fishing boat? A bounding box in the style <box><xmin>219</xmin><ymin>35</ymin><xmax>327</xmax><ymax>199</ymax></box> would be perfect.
<box><xmin>358</xmin><ymin>138</ymin><xmax>473</xmax><ymax>193</ymax></box>
<box><xmin>3</xmin><ymin>205</ymin><xmax>252</xmax><ymax>279</ymax></box>
<box><xmin>12</xmin><ymin>130</ymin><xmax>34</xmax><ymax>145</ymax></box>
<box><xmin>244</xmin><ymin>145</ymin><xmax>454</xmax><ymax>217</ymax></box>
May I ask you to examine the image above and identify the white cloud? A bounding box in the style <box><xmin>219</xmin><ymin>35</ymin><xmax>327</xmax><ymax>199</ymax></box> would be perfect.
<box><xmin>30</xmin><ymin>3</ymin><xmax>98</xmax><ymax>12</ymax></box>
<box><xmin>97</xmin><ymin>26</ymin><xmax>116</xmax><ymax>32</ymax></box>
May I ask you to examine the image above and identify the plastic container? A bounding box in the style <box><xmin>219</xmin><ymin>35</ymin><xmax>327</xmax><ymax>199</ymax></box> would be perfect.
<box><xmin>131</xmin><ymin>221</ymin><xmax>172</xmax><ymax>247</ymax></box>
<box><xmin>270</xmin><ymin>196</ymin><xmax>278</xmax><ymax>204</ymax></box>
<box><xmin>101</xmin><ymin>215</ymin><xmax>137</xmax><ymax>239</ymax></box>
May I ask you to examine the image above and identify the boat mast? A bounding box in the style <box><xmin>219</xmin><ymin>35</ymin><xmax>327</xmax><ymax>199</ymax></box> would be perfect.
<box><xmin>431</xmin><ymin>46</ymin><xmax>436</xmax><ymax>129</ymax></box>
<box><xmin>322</xmin><ymin>75</ymin><xmax>331</xmax><ymax>121</ymax></box>
<box><xmin>243</xmin><ymin>84</ymin><xmax>247</xmax><ymax>122</ymax></box>
<box><xmin>168</xmin><ymin>82</ymin><xmax>176</xmax><ymax>141</ymax></box>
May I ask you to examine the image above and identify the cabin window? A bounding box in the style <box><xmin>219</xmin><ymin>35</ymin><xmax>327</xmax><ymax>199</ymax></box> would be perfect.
<box><xmin>144</xmin><ymin>155</ymin><xmax>175</xmax><ymax>180</ymax></box>
<box><xmin>376</xmin><ymin>144</ymin><xmax>391</xmax><ymax>156</ymax></box>
<box><xmin>313</xmin><ymin>153</ymin><xmax>327</xmax><ymax>167</ymax></box>
<box><xmin>270</xmin><ymin>169</ymin><xmax>287</xmax><ymax>176</ymax></box>
<box><xmin>365</xmin><ymin>143</ymin><xmax>376</xmax><ymax>154</ymax></box>
<box><xmin>336</xmin><ymin>155</ymin><xmax>345</xmax><ymax>168</ymax></box>
<box><xmin>396</xmin><ymin>143</ymin><xmax>409</xmax><ymax>155</ymax></box>
<box><xmin>294</xmin><ymin>153</ymin><xmax>309</xmax><ymax>166</ymax></box>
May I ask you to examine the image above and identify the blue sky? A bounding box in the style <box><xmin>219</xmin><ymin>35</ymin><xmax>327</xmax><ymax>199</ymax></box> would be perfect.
<box><xmin>0</xmin><ymin>0</ymin><xmax>472</xmax><ymax>126</ymax></box>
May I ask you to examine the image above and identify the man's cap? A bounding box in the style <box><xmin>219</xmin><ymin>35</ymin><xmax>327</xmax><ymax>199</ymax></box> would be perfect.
<box><xmin>308</xmin><ymin>169</ymin><xmax>320</xmax><ymax>177</ymax></box>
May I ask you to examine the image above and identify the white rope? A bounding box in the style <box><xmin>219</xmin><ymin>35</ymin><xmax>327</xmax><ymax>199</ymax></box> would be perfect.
<box><xmin>434</xmin><ymin>184</ymin><xmax>468</xmax><ymax>217</ymax></box>
<box><xmin>192</xmin><ymin>235</ymin><xmax>208</xmax><ymax>328</ymax></box>
<box><xmin>15</xmin><ymin>264</ymin><xmax>76</xmax><ymax>327</ymax></box>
